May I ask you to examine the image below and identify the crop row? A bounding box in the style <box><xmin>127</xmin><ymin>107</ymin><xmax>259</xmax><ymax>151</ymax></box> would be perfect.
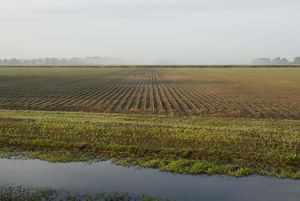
<box><xmin>0</xmin><ymin>68</ymin><xmax>299</xmax><ymax>119</ymax></box>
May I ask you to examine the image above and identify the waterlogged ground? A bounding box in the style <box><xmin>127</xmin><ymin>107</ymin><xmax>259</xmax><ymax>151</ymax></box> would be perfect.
<box><xmin>0</xmin><ymin>159</ymin><xmax>299</xmax><ymax>201</ymax></box>
<box><xmin>1</xmin><ymin>110</ymin><xmax>300</xmax><ymax>178</ymax></box>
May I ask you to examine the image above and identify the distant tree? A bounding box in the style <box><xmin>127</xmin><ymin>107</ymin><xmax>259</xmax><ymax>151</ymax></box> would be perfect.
<box><xmin>272</xmin><ymin>57</ymin><xmax>281</xmax><ymax>65</ymax></box>
<box><xmin>2</xmin><ymin>59</ymin><xmax>8</xmax><ymax>65</ymax></box>
<box><xmin>280</xmin><ymin>58</ymin><xmax>289</xmax><ymax>64</ymax></box>
<box><xmin>8</xmin><ymin>58</ymin><xmax>18</xmax><ymax>65</ymax></box>
<box><xmin>294</xmin><ymin>57</ymin><xmax>300</xmax><ymax>64</ymax></box>
<box><xmin>252</xmin><ymin>58</ymin><xmax>271</xmax><ymax>65</ymax></box>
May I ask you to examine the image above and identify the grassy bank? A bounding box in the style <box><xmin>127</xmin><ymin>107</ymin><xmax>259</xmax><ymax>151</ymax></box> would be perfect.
<box><xmin>0</xmin><ymin>110</ymin><xmax>299</xmax><ymax>178</ymax></box>
<box><xmin>0</xmin><ymin>185</ymin><xmax>170</xmax><ymax>201</ymax></box>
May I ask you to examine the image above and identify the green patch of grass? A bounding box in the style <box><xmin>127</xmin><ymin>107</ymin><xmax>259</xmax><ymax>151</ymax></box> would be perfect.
<box><xmin>0</xmin><ymin>185</ymin><xmax>171</xmax><ymax>201</ymax></box>
<box><xmin>0</xmin><ymin>109</ymin><xmax>299</xmax><ymax>178</ymax></box>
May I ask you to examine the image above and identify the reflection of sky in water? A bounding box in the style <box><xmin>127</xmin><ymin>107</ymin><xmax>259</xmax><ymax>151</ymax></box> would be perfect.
<box><xmin>0</xmin><ymin>159</ymin><xmax>299</xmax><ymax>201</ymax></box>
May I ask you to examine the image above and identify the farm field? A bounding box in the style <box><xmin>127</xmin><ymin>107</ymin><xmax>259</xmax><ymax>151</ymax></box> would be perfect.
<box><xmin>0</xmin><ymin>67</ymin><xmax>300</xmax><ymax>179</ymax></box>
<box><xmin>0</xmin><ymin>67</ymin><xmax>299</xmax><ymax>119</ymax></box>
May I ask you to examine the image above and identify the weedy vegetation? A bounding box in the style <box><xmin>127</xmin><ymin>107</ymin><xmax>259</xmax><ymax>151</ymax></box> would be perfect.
<box><xmin>0</xmin><ymin>185</ymin><xmax>170</xmax><ymax>201</ymax></box>
<box><xmin>0</xmin><ymin>110</ymin><xmax>299</xmax><ymax>178</ymax></box>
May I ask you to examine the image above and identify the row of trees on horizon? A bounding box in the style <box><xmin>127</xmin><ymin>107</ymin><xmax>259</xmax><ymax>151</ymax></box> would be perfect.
<box><xmin>0</xmin><ymin>56</ymin><xmax>300</xmax><ymax>66</ymax></box>
<box><xmin>252</xmin><ymin>57</ymin><xmax>300</xmax><ymax>65</ymax></box>
<box><xmin>0</xmin><ymin>57</ymin><xmax>123</xmax><ymax>65</ymax></box>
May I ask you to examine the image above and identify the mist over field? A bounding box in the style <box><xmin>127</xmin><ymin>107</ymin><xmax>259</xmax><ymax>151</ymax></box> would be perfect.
<box><xmin>1</xmin><ymin>0</ymin><xmax>300</xmax><ymax>64</ymax></box>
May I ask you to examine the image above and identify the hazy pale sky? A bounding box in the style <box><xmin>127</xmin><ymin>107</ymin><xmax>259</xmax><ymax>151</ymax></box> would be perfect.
<box><xmin>1</xmin><ymin>0</ymin><xmax>300</xmax><ymax>64</ymax></box>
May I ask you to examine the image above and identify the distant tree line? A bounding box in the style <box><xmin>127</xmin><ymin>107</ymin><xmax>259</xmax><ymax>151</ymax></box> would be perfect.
<box><xmin>252</xmin><ymin>57</ymin><xmax>300</xmax><ymax>65</ymax></box>
<box><xmin>0</xmin><ymin>57</ymin><xmax>123</xmax><ymax>65</ymax></box>
<box><xmin>1</xmin><ymin>56</ymin><xmax>300</xmax><ymax>66</ymax></box>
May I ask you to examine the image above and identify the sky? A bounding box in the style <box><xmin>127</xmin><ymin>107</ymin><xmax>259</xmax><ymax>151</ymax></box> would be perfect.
<box><xmin>1</xmin><ymin>0</ymin><xmax>300</xmax><ymax>64</ymax></box>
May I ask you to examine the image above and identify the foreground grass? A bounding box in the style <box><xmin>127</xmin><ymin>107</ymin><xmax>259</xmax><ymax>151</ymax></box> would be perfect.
<box><xmin>0</xmin><ymin>110</ymin><xmax>299</xmax><ymax>178</ymax></box>
<box><xmin>0</xmin><ymin>185</ymin><xmax>170</xmax><ymax>201</ymax></box>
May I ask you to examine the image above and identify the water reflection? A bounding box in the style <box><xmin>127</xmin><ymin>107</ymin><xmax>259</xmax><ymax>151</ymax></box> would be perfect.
<box><xmin>0</xmin><ymin>159</ymin><xmax>299</xmax><ymax>201</ymax></box>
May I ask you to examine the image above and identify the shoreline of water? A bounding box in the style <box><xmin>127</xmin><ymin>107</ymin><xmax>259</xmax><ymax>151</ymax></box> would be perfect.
<box><xmin>0</xmin><ymin>158</ymin><xmax>299</xmax><ymax>201</ymax></box>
